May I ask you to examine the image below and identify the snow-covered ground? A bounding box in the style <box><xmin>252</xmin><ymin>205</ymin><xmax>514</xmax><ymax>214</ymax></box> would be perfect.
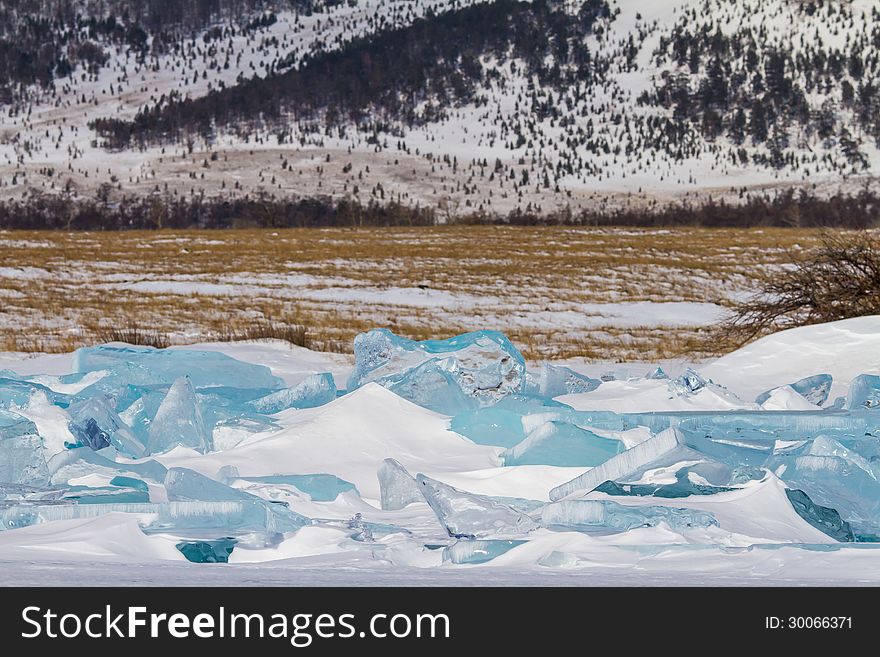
<box><xmin>0</xmin><ymin>316</ymin><xmax>879</xmax><ymax>585</ymax></box>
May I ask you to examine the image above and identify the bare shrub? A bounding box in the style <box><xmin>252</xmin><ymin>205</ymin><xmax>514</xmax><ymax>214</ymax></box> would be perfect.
<box><xmin>715</xmin><ymin>231</ymin><xmax>880</xmax><ymax>346</ymax></box>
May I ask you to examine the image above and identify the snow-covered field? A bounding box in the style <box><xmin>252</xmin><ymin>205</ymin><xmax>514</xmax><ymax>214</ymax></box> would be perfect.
<box><xmin>0</xmin><ymin>316</ymin><xmax>878</xmax><ymax>586</ymax></box>
<box><xmin>0</xmin><ymin>225</ymin><xmax>813</xmax><ymax>359</ymax></box>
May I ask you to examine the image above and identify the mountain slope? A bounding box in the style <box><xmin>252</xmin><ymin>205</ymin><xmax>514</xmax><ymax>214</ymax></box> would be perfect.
<box><xmin>1</xmin><ymin>0</ymin><xmax>878</xmax><ymax>217</ymax></box>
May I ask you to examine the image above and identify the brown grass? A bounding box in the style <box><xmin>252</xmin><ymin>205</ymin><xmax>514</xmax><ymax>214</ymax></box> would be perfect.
<box><xmin>0</xmin><ymin>226</ymin><xmax>842</xmax><ymax>360</ymax></box>
<box><xmin>96</xmin><ymin>326</ymin><xmax>171</xmax><ymax>349</ymax></box>
<box><xmin>213</xmin><ymin>320</ymin><xmax>310</xmax><ymax>348</ymax></box>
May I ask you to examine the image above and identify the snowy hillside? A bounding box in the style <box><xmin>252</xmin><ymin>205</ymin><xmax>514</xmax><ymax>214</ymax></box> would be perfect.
<box><xmin>0</xmin><ymin>317</ymin><xmax>879</xmax><ymax>585</ymax></box>
<box><xmin>1</xmin><ymin>0</ymin><xmax>878</xmax><ymax>217</ymax></box>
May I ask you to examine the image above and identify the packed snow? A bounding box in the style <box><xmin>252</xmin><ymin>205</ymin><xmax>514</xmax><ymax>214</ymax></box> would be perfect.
<box><xmin>0</xmin><ymin>316</ymin><xmax>879</xmax><ymax>585</ymax></box>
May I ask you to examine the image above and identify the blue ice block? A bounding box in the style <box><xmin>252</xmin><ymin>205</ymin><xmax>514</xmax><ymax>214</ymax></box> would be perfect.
<box><xmin>348</xmin><ymin>328</ymin><xmax>526</xmax><ymax>405</ymax></box>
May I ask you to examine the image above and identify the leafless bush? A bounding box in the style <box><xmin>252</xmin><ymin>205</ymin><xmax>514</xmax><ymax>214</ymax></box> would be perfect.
<box><xmin>715</xmin><ymin>231</ymin><xmax>880</xmax><ymax>346</ymax></box>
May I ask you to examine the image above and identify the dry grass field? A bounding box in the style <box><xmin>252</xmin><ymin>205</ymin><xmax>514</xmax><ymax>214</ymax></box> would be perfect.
<box><xmin>0</xmin><ymin>226</ymin><xmax>830</xmax><ymax>361</ymax></box>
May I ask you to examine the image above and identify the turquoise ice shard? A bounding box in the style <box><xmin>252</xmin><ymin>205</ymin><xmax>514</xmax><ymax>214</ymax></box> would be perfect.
<box><xmin>148</xmin><ymin>499</ymin><xmax>307</xmax><ymax>535</ymax></box>
<box><xmin>540</xmin><ymin>500</ymin><xmax>719</xmax><ymax>531</ymax></box>
<box><xmin>61</xmin><ymin>484</ymin><xmax>150</xmax><ymax>504</ymax></box>
<box><xmin>537</xmin><ymin>363</ymin><xmax>601</xmax><ymax>397</ymax></box>
<box><xmin>386</xmin><ymin>360</ymin><xmax>479</xmax><ymax>415</ymax></box>
<box><xmin>415</xmin><ymin>473</ymin><xmax>539</xmax><ymax>538</ymax></box>
<box><xmin>164</xmin><ymin>467</ymin><xmax>310</xmax><ymax>531</ymax></box>
<box><xmin>67</xmin><ymin>396</ymin><xmax>146</xmax><ymax>457</ymax></box>
<box><xmin>593</xmin><ymin>471</ymin><xmax>733</xmax><ymax>498</ymax></box>
<box><xmin>74</xmin><ymin>344</ymin><xmax>283</xmax><ymax>390</ymax></box>
<box><xmin>502</xmin><ymin>420</ymin><xmax>623</xmax><ymax>467</ymax></box>
<box><xmin>550</xmin><ymin>427</ymin><xmax>687</xmax><ymax>501</ymax></box>
<box><xmin>673</xmin><ymin>368</ymin><xmax>707</xmax><ymax>393</ymax></box>
<box><xmin>48</xmin><ymin>447</ymin><xmax>167</xmax><ymax>485</ymax></box>
<box><xmin>756</xmin><ymin>374</ymin><xmax>833</xmax><ymax>406</ymax></box>
<box><xmin>0</xmin><ymin>482</ymin><xmax>62</xmax><ymax>501</ymax></box>
<box><xmin>146</xmin><ymin>377</ymin><xmax>211</xmax><ymax>455</ymax></box>
<box><xmin>449</xmin><ymin>406</ymin><xmax>527</xmax><ymax>448</ymax></box>
<box><xmin>807</xmin><ymin>435</ymin><xmax>880</xmax><ymax>479</ymax></box>
<box><xmin>785</xmin><ymin>489</ymin><xmax>854</xmax><ymax>542</ymax></box>
<box><xmin>846</xmin><ymin>374</ymin><xmax>880</xmax><ymax>409</ymax></box>
<box><xmin>646</xmin><ymin>367</ymin><xmax>669</xmax><ymax>380</ymax></box>
<box><xmin>176</xmin><ymin>538</ymin><xmax>236</xmax><ymax>563</ymax></box>
<box><xmin>0</xmin><ymin>410</ymin><xmax>49</xmax><ymax>486</ymax></box>
<box><xmin>0</xmin><ymin>500</ymin><xmax>303</xmax><ymax>535</ymax></box>
<box><xmin>248</xmin><ymin>373</ymin><xmax>336</xmax><ymax>414</ymax></box>
<box><xmin>348</xmin><ymin>328</ymin><xmax>526</xmax><ymax>404</ymax></box>
<box><xmin>111</xmin><ymin>384</ymin><xmax>168</xmax><ymax>444</ymax></box>
<box><xmin>773</xmin><ymin>439</ymin><xmax>880</xmax><ymax>535</ymax></box>
<box><xmin>378</xmin><ymin>458</ymin><xmax>423</xmax><ymax>511</ymax></box>
<box><xmin>449</xmin><ymin>394</ymin><xmax>572</xmax><ymax>447</ymax></box>
<box><xmin>109</xmin><ymin>475</ymin><xmax>150</xmax><ymax>492</ymax></box>
<box><xmin>231</xmin><ymin>474</ymin><xmax>357</xmax><ymax>502</ymax></box>
<box><xmin>165</xmin><ymin>466</ymin><xmax>251</xmax><ymax>502</ymax></box>
<box><xmin>443</xmin><ymin>539</ymin><xmax>526</xmax><ymax>564</ymax></box>
<box><xmin>0</xmin><ymin>376</ymin><xmax>69</xmax><ymax>409</ymax></box>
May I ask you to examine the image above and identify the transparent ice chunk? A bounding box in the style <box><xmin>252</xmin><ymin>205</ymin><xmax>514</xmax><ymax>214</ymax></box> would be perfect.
<box><xmin>0</xmin><ymin>410</ymin><xmax>50</xmax><ymax>486</ymax></box>
<box><xmin>775</xmin><ymin>452</ymin><xmax>880</xmax><ymax>535</ymax></box>
<box><xmin>74</xmin><ymin>344</ymin><xmax>283</xmax><ymax>390</ymax></box>
<box><xmin>61</xmin><ymin>485</ymin><xmax>150</xmax><ymax>504</ymax></box>
<box><xmin>673</xmin><ymin>368</ymin><xmax>707</xmax><ymax>393</ymax></box>
<box><xmin>0</xmin><ymin>500</ymin><xmax>305</xmax><ymax>535</ymax></box>
<box><xmin>310</xmin><ymin>514</ymin><xmax>410</xmax><ymax>542</ymax></box>
<box><xmin>164</xmin><ymin>467</ymin><xmax>310</xmax><ymax>531</ymax></box>
<box><xmin>111</xmin><ymin>384</ymin><xmax>168</xmax><ymax>445</ymax></box>
<box><xmin>386</xmin><ymin>359</ymin><xmax>480</xmax><ymax>415</ymax></box>
<box><xmin>145</xmin><ymin>377</ymin><xmax>211</xmax><ymax>455</ymax></box>
<box><xmin>165</xmin><ymin>467</ymin><xmax>253</xmax><ymax>502</ymax></box>
<box><xmin>348</xmin><ymin>328</ymin><xmax>526</xmax><ymax>405</ymax></box>
<box><xmin>756</xmin><ymin>374</ymin><xmax>833</xmax><ymax>407</ymax></box>
<box><xmin>550</xmin><ymin>427</ymin><xmax>687</xmax><ymax>501</ymax></box>
<box><xmin>443</xmin><ymin>539</ymin><xmax>526</xmax><ymax>564</ymax></box>
<box><xmin>378</xmin><ymin>458</ymin><xmax>423</xmax><ymax>511</ymax></box>
<box><xmin>415</xmin><ymin>474</ymin><xmax>539</xmax><ymax>538</ymax></box>
<box><xmin>540</xmin><ymin>499</ymin><xmax>719</xmax><ymax>531</ymax></box>
<box><xmin>449</xmin><ymin>395</ymin><xmax>573</xmax><ymax>447</ymax></box>
<box><xmin>0</xmin><ymin>375</ymin><xmax>69</xmax><ymax>410</ymax></box>
<box><xmin>233</xmin><ymin>474</ymin><xmax>357</xmax><ymax>502</ymax></box>
<box><xmin>176</xmin><ymin>538</ymin><xmax>236</xmax><ymax>563</ymax></box>
<box><xmin>593</xmin><ymin>469</ymin><xmax>734</xmax><ymax>498</ymax></box>
<box><xmin>646</xmin><ymin>367</ymin><xmax>669</xmax><ymax>380</ymax></box>
<box><xmin>212</xmin><ymin>416</ymin><xmax>279</xmax><ymax>451</ymax></box>
<box><xmin>785</xmin><ymin>488</ymin><xmax>853</xmax><ymax>542</ymax></box>
<box><xmin>449</xmin><ymin>406</ymin><xmax>528</xmax><ymax>448</ymax></box>
<box><xmin>847</xmin><ymin>374</ymin><xmax>880</xmax><ymax>410</ymax></box>
<box><xmin>502</xmin><ymin>420</ymin><xmax>623</xmax><ymax>467</ymax></box>
<box><xmin>248</xmin><ymin>373</ymin><xmax>337</xmax><ymax>414</ymax></box>
<box><xmin>148</xmin><ymin>500</ymin><xmax>307</xmax><ymax>535</ymax></box>
<box><xmin>537</xmin><ymin>363</ymin><xmax>601</xmax><ymax>397</ymax></box>
<box><xmin>48</xmin><ymin>447</ymin><xmax>167</xmax><ymax>486</ymax></box>
<box><xmin>109</xmin><ymin>475</ymin><xmax>150</xmax><ymax>492</ymax></box>
<box><xmin>0</xmin><ymin>482</ymin><xmax>63</xmax><ymax>502</ymax></box>
<box><xmin>68</xmin><ymin>396</ymin><xmax>146</xmax><ymax>457</ymax></box>
<box><xmin>807</xmin><ymin>435</ymin><xmax>880</xmax><ymax>480</ymax></box>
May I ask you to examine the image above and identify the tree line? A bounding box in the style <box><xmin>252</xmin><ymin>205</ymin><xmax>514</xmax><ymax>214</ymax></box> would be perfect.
<box><xmin>1</xmin><ymin>188</ymin><xmax>877</xmax><ymax>230</ymax></box>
